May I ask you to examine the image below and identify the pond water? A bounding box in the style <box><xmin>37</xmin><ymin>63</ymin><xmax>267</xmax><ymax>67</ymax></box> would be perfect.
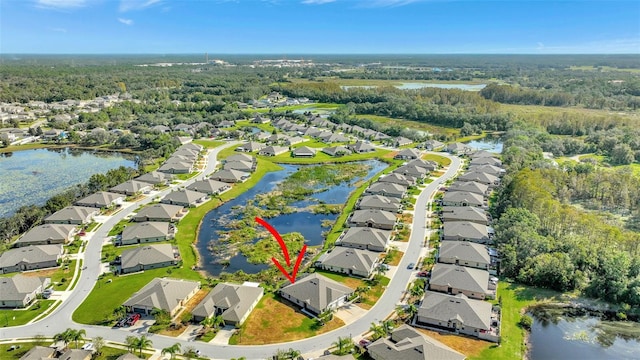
<box><xmin>0</xmin><ymin>148</ymin><xmax>136</xmax><ymax>218</ymax></box>
<box><xmin>341</xmin><ymin>83</ymin><xmax>486</xmax><ymax>91</ymax></box>
<box><xmin>464</xmin><ymin>135</ymin><xmax>504</xmax><ymax>154</ymax></box>
<box><xmin>529</xmin><ymin>311</ymin><xmax>640</xmax><ymax>360</ymax></box>
<box><xmin>197</xmin><ymin>159</ymin><xmax>387</xmax><ymax>276</ymax></box>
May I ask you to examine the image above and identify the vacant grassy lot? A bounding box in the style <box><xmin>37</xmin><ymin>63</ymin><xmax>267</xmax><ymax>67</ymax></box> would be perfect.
<box><xmin>422</xmin><ymin>153</ymin><xmax>452</xmax><ymax>167</ymax></box>
<box><xmin>192</xmin><ymin>139</ymin><xmax>225</xmax><ymax>149</ymax></box>
<box><xmin>232</xmin><ymin>293</ymin><xmax>345</xmax><ymax>345</ymax></box>
<box><xmin>0</xmin><ymin>300</ymin><xmax>56</xmax><ymax>327</ymax></box>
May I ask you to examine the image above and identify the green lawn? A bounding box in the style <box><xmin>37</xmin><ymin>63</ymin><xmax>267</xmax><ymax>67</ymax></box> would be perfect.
<box><xmin>72</xmin><ymin>267</ymin><xmax>201</xmax><ymax>325</ymax></box>
<box><xmin>52</xmin><ymin>259</ymin><xmax>77</xmax><ymax>290</ymax></box>
<box><xmin>0</xmin><ymin>143</ymin><xmax>69</xmax><ymax>154</ymax></box>
<box><xmin>192</xmin><ymin>139</ymin><xmax>225</xmax><ymax>149</ymax></box>
<box><xmin>107</xmin><ymin>218</ymin><xmax>130</xmax><ymax>237</ymax></box>
<box><xmin>0</xmin><ymin>343</ymin><xmax>149</xmax><ymax>360</ymax></box>
<box><xmin>0</xmin><ymin>300</ymin><xmax>57</xmax><ymax>327</ymax></box>
<box><xmin>421</xmin><ymin>153</ymin><xmax>452</xmax><ymax>167</ymax></box>
<box><xmin>471</xmin><ymin>282</ymin><xmax>564</xmax><ymax>360</ymax></box>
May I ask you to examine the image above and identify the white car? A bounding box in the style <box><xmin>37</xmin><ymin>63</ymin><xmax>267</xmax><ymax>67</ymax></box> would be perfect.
<box><xmin>81</xmin><ymin>343</ymin><xmax>94</xmax><ymax>351</ymax></box>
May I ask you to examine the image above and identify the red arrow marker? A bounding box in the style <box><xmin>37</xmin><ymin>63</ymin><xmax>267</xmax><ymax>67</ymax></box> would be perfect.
<box><xmin>255</xmin><ymin>216</ymin><xmax>307</xmax><ymax>284</ymax></box>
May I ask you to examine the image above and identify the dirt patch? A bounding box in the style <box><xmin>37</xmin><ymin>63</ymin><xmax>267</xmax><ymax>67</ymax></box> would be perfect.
<box><xmin>387</xmin><ymin>250</ymin><xmax>404</xmax><ymax>266</ymax></box>
<box><xmin>159</xmin><ymin>325</ymin><xmax>187</xmax><ymax>337</ymax></box>
<box><xmin>237</xmin><ymin>294</ymin><xmax>345</xmax><ymax>345</ymax></box>
<box><xmin>384</xmin><ymin>151</ymin><xmax>398</xmax><ymax>159</ymax></box>
<box><xmin>417</xmin><ymin>328</ymin><xmax>492</xmax><ymax>358</ymax></box>
<box><xmin>182</xmin><ymin>289</ymin><xmax>210</xmax><ymax>314</ymax></box>
<box><xmin>21</xmin><ymin>268</ymin><xmax>61</xmax><ymax>277</ymax></box>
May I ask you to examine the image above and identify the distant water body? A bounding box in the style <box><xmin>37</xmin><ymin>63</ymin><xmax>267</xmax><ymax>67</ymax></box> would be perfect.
<box><xmin>0</xmin><ymin>148</ymin><xmax>136</xmax><ymax>218</ymax></box>
<box><xmin>341</xmin><ymin>82</ymin><xmax>486</xmax><ymax>91</ymax></box>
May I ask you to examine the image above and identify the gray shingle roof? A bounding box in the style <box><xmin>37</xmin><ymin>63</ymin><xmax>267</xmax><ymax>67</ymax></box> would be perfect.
<box><xmin>337</xmin><ymin>227</ymin><xmax>391</xmax><ymax>251</ymax></box>
<box><xmin>192</xmin><ymin>283</ymin><xmax>263</xmax><ymax>323</ymax></box>
<box><xmin>187</xmin><ymin>179</ymin><xmax>230</xmax><ymax>194</ymax></box>
<box><xmin>439</xmin><ymin>241</ymin><xmax>491</xmax><ymax>265</ymax></box>
<box><xmin>443</xmin><ymin>221</ymin><xmax>489</xmax><ymax>241</ymax></box>
<box><xmin>348</xmin><ymin>209</ymin><xmax>397</xmax><ymax>227</ymax></box>
<box><xmin>19</xmin><ymin>346</ymin><xmax>55</xmax><ymax>360</ymax></box>
<box><xmin>76</xmin><ymin>191</ymin><xmax>124</xmax><ymax>208</ymax></box>
<box><xmin>469</xmin><ymin>157</ymin><xmax>502</xmax><ymax>166</ymax></box>
<box><xmin>135</xmin><ymin>171</ymin><xmax>174</xmax><ymax>185</ymax></box>
<box><xmin>365</xmin><ymin>182</ymin><xmax>407</xmax><ymax>197</ymax></box>
<box><xmin>357</xmin><ymin>195</ymin><xmax>401</xmax><ymax>212</ymax></box>
<box><xmin>349</xmin><ymin>141</ymin><xmax>375</xmax><ymax>153</ymax></box>
<box><xmin>133</xmin><ymin>204</ymin><xmax>184</xmax><ymax>222</ymax></box>
<box><xmin>162</xmin><ymin>189</ymin><xmax>207</xmax><ymax>206</ymax></box>
<box><xmin>441</xmin><ymin>207</ymin><xmax>489</xmax><ymax>224</ymax></box>
<box><xmin>322</xmin><ymin>146</ymin><xmax>352</xmax><ymax>157</ymax></box>
<box><xmin>225</xmin><ymin>153</ymin><xmax>255</xmax><ymax>163</ymax></box>
<box><xmin>458</xmin><ymin>171</ymin><xmax>499</xmax><ymax>185</ymax></box>
<box><xmin>121</xmin><ymin>244</ymin><xmax>176</xmax><ymax>270</ymax></box>
<box><xmin>292</xmin><ymin>146</ymin><xmax>317</xmax><ymax>156</ymax></box>
<box><xmin>418</xmin><ymin>291</ymin><xmax>492</xmax><ymax>330</ymax></box>
<box><xmin>122</xmin><ymin>222</ymin><xmax>170</xmax><ymax>242</ymax></box>
<box><xmin>447</xmin><ymin>181</ymin><xmax>488</xmax><ymax>195</ymax></box>
<box><xmin>236</xmin><ymin>141</ymin><xmax>265</xmax><ymax>152</ymax></box>
<box><xmin>430</xmin><ymin>264</ymin><xmax>489</xmax><ymax>295</ymax></box>
<box><xmin>259</xmin><ymin>145</ymin><xmax>289</xmax><ymax>156</ymax></box>
<box><xmin>0</xmin><ymin>245</ymin><xmax>62</xmax><ymax>269</ymax></box>
<box><xmin>210</xmin><ymin>169</ymin><xmax>250</xmax><ymax>183</ymax></box>
<box><xmin>442</xmin><ymin>191</ymin><xmax>484</xmax><ymax>206</ymax></box>
<box><xmin>320</xmin><ymin>247</ymin><xmax>379</xmax><ymax>275</ymax></box>
<box><xmin>223</xmin><ymin>160</ymin><xmax>254</xmax><ymax>172</ymax></box>
<box><xmin>110</xmin><ymin>180</ymin><xmax>151</xmax><ymax>195</ymax></box>
<box><xmin>44</xmin><ymin>206</ymin><xmax>97</xmax><ymax>224</ymax></box>
<box><xmin>378</xmin><ymin>173</ymin><xmax>413</xmax><ymax>186</ymax></box>
<box><xmin>0</xmin><ymin>274</ymin><xmax>48</xmax><ymax>302</ymax></box>
<box><xmin>280</xmin><ymin>273</ymin><xmax>353</xmax><ymax>313</ymax></box>
<box><xmin>395</xmin><ymin>148</ymin><xmax>420</xmax><ymax>159</ymax></box>
<box><xmin>123</xmin><ymin>277</ymin><xmax>200</xmax><ymax>313</ymax></box>
<box><xmin>367</xmin><ymin>324</ymin><xmax>466</xmax><ymax>360</ymax></box>
<box><xmin>15</xmin><ymin>224</ymin><xmax>75</xmax><ymax>246</ymax></box>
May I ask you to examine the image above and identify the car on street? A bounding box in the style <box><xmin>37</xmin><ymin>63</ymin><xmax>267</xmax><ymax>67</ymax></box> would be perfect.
<box><xmin>407</xmin><ymin>262</ymin><xmax>415</xmax><ymax>269</ymax></box>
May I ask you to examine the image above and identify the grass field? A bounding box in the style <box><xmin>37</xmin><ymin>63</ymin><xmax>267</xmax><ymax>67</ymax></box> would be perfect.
<box><xmin>421</xmin><ymin>153</ymin><xmax>452</xmax><ymax>167</ymax></box>
<box><xmin>0</xmin><ymin>300</ymin><xmax>56</xmax><ymax>327</ymax></box>
<box><xmin>354</xmin><ymin>114</ymin><xmax>460</xmax><ymax>138</ymax></box>
<box><xmin>231</xmin><ymin>293</ymin><xmax>345</xmax><ymax>345</ymax></box>
<box><xmin>192</xmin><ymin>139</ymin><xmax>225</xmax><ymax>149</ymax></box>
<box><xmin>258</xmin><ymin>148</ymin><xmax>392</xmax><ymax>165</ymax></box>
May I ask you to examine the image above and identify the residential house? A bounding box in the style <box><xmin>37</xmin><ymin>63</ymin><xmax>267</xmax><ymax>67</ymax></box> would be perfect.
<box><xmin>44</xmin><ymin>206</ymin><xmax>98</xmax><ymax>225</ymax></box>
<box><xmin>457</xmin><ymin>171</ymin><xmax>500</xmax><ymax>187</ymax></box>
<box><xmin>18</xmin><ymin>346</ymin><xmax>56</xmax><ymax>360</ymax></box>
<box><xmin>417</xmin><ymin>291</ymin><xmax>496</xmax><ymax>341</ymax></box>
<box><xmin>394</xmin><ymin>148</ymin><xmax>421</xmax><ymax>160</ymax></box>
<box><xmin>14</xmin><ymin>224</ymin><xmax>76</xmax><ymax>247</ymax></box>
<box><xmin>469</xmin><ymin>157</ymin><xmax>502</xmax><ymax>167</ymax></box>
<box><xmin>267</xmin><ymin>133</ymin><xmax>289</xmax><ymax>144</ymax></box>
<box><xmin>225</xmin><ymin>153</ymin><xmax>255</xmax><ymax>164</ymax></box>
<box><xmin>236</xmin><ymin>141</ymin><xmax>265</xmax><ymax>152</ymax></box>
<box><xmin>442</xmin><ymin>221</ymin><xmax>491</xmax><ymax>244</ymax></box>
<box><xmin>161</xmin><ymin>189</ymin><xmax>208</xmax><ymax>207</ymax></box>
<box><xmin>279</xmin><ymin>273</ymin><xmax>353</xmax><ymax>315</ymax></box>
<box><xmin>109</xmin><ymin>180</ymin><xmax>152</xmax><ymax>196</ymax></box>
<box><xmin>75</xmin><ymin>191</ymin><xmax>124</xmax><ymax>209</ymax></box>
<box><xmin>252</xmin><ymin>114</ymin><xmax>271</xmax><ymax>124</ymax></box>
<box><xmin>151</xmin><ymin>125</ymin><xmax>171</xmax><ymax>133</ymax></box>
<box><xmin>259</xmin><ymin>145</ymin><xmax>289</xmax><ymax>157</ymax></box>
<box><xmin>393</xmin><ymin>165</ymin><xmax>428</xmax><ymax>181</ymax></box>
<box><xmin>210</xmin><ymin>169</ymin><xmax>250</xmax><ymax>183</ymax></box>
<box><xmin>173</xmin><ymin>123</ymin><xmax>193</xmax><ymax>133</ymax></box>
<box><xmin>441</xmin><ymin>207</ymin><xmax>490</xmax><ymax>225</ymax></box>
<box><xmin>320</xmin><ymin>132</ymin><xmax>350</xmax><ymax>143</ymax></box>
<box><xmin>0</xmin><ymin>244</ymin><xmax>63</xmax><ymax>274</ymax></box>
<box><xmin>335</xmin><ymin>227</ymin><xmax>392</xmax><ymax>252</ymax></box>
<box><xmin>357</xmin><ymin>195</ymin><xmax>402</xmax><ymax>213</ymax></box>
<box><xmin>135</xmin><ymin>171</ymin><xmax>174</xmax><ymax>186</ymax></box>
<box><xmin>429</xmin><ymin>264</ymin><xmax>491</xmax><ymax>300</ymax></box>
<box><xmin>423</xmin><ymin>139</ymin><xmax>445</xmax><ymax>151</ymax></box>
<box><xmin>441</xmin><ymin>191</ymin><xmax>484</xmax><ymax>207</ymax></box>
<box><xmin>284</xmin><ymin>136</ymin><xmax>306</xmax><ymax>146</ymax></box>
<box><xmin>123</xmin><ymin>278</ymin><xmax>200</xmax><ymax>316</ymax></box>
<box><xmin>192</xmin><ymin>283</ymin><xmax>264</xmax><ymax>326</ymax></box>
<box><xmin>446</xmin><ymin>143</ymin><xmax>473</xmax><ymax>155</ymax></box>
<box><xmin>217</xmin><ymin>120</ymin><xmax>235</xmax><ymax>128</ymax></box>
<box><xmin>365</xmin><ymin>182</ymin><xmax>407</xmax><ymax>199</ymax></box>
<box><xmin>223</xmin><ymin>160</ymin><xmax>256</xmax><ymax>173</ymax></box>
<box><xmin>133</xmin><ymin>204</ymin><xmax>185</xmax><ymax>223</ymax></box>
<box><xmin>187</xmin><ymin>179</ymin><xmax>230</xmax><ymax>195</ymax></box>
<box><xmin>255</xmin><ymin>132</ymin><xmax>271</xmax><ymax>142</ymax></box>
<box><xmin>349</xmin><ymin>141</ymin><xmax>376</xmax><ymax>154</ymax></box>
<box><xmin>467</xmin><ymin>165</ymin><xmax>504</xmax><ymax>177</ymax></box>
<box><xmin>378</xmin><ymin>173</ymin><xmax>414</xmax><ymax>187</ymax></box>
<box><xmin>120</xmin><ymin>222</ymin><xmax>173</xmax><ymax>245</ymax></box>
<box><xmin>0</xmin><ymin>274</ymin><xmax>51</xmax><ymax>308</ymax></box>
<box><xmin>120</xmin><ymin>244</ymin><xmax>177</xmax><ymax>274</ymax></box>
<box><xmin>394</xmin><ymin>137</ymin><xmax>413</xmax><ymax>147</ymax></box>
<box><xmin>158</xmin><ymin>160</ymin><xmax>194</xmax><ymax>175</ymax></box>
<box><xmin>447</xmin><ymin>181</ymin><xmax>489</xmax><ymax>197</ymax></box>
<box><xmin>322</xmin><ymin>146</ymin><xmax>352</xmax><ymax>157</ymax></box>
<box><xmin>347</xmin><ymin>209</ymin><xmax>397</xmax><ymax>230</ymax></box>
<box><xmin>469</xmin><ymin>150</ymin><xmax>495</xmax><ymax>159</ymax></box>
<box><xmin>292</xmin><ymin>146</ymin><xmax>317</xmax><ymax>158</ymax></box>
<box><xmin>407</xmin><ymin>159</ymin><xmax>438</xmax><ymax>172</ymax></box>
<box><xmin>367</xmin><ymin>324</ymin><xmax>466</xmax><ymax>360</ymax></box>
<box><xmin>438</xmin><ymin>241</ymin><xmax>491</xmax><ymax>270</ymax></box>
<box><xmin>318</xmin><ymin>247</ymin><xmax>380</xmax><ymax>278</ymax></box>
<box><xmin>173</xmin><ymin>148</ymin><xmax>199</xmax><ymax>159</ymax></box>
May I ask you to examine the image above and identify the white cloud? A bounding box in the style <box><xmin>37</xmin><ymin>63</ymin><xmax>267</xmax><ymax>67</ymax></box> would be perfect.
<box><xmin>118</xmin><ymin>17</ymin><xmax>134</xmax><ymax>25</ymax></box>
<box><xmin>35</xmin><ymin>0</ymin><xmax>88</xmax><ymax>9</ymax></box>
<box><xmin>301</xmin><ymin>0</ymin><xmax>336</xmax><ymax>4</ymax></box>
<box><xmin>119</xmin><ymin>0</ymin><xmax>161</xmax><ymax>12</ymax></box>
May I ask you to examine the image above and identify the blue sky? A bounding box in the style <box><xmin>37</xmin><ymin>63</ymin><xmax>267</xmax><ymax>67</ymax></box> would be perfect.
<box><xmin>1</xmin><ymin>0</ymin><xmax>639</xmax><ymax>54</ymax></box>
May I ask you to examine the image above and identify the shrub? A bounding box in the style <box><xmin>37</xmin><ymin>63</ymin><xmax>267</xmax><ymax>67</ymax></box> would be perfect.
<box><xmin>518</xmin><ymin>315</ymin><xmax>533</xmax><ymax>330</ymax></box>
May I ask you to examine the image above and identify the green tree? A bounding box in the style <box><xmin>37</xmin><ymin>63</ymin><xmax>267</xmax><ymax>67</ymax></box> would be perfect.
<box><xmin>53</xmin><ymin>328</ymin><xmax>74</xmax><ymax>350</ymax></box>
<box><xmin>332</xmin><ymin>336</ymin><xmax>354</xmax><ymax>355</ymax></box>
<box><xmin>135</xmin><ymin>335</ymin><xmax>153</xmax><ymax>357</ymax></box>
<box><xmin>93</xmin><ymin>337</ymin><xmax>105</xmax><ymax>356</ymax></box>
<box><xmin>161</xmin><ymin>343</ymin><xmax>182</xmax><ymax>360</ymax></box>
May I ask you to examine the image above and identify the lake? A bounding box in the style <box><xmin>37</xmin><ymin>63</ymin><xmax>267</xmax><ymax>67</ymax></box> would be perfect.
<box><xmin>529</xmin><ymin>310</ymin><xmax>640</xmax><ymax>360</ymax></box>
<box><xmin>464</xmin><ymin>135</ymin><xmax>504</xmax><ymax>153</ymax></box>
<box><xmin>341</xmin><ymin>83</ymin><xmax>486</xmax><ymax>91</ymax></box>
<box><xmin>0</xmin><ymin>148</ymin><xmax>136</xmax><ymax>218</ymax></box>
<box><xmin>197</xmin><ymin>159</ymin><xmax>388</xmax><ymax>276</ymax></box>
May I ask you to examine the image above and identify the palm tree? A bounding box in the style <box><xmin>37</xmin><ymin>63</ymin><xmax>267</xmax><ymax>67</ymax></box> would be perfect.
<box><xmin>287</xmin><ymin>348</ymin><xmax>301</xmax><ymax>359</ymax></box>
<box><xmin>93</xmin><ymin>337</ymin><xmax>105</xmax><ymax>356</ymax></box>
<box><xmin>182</xmin><ymin>346</ymin><xmax>197</xmax><ymax>360</ymax></box>
<box><xmin>410</xmin><ymin>283</ymin><xmax>425</xmax><ymax>298</ymax></box>
<box><xmin>369</xmin><ymin>322</ymin><xmax>386</xmax><ymax>341</ymax></box>
<box><xmin>135</xmin><ymin>335</ymin><xmax>153</xmax><ymax>357</ymax></box>
<box><xmin>212</xmin><ymin>314</ymin><xmax>226</xmax><ymax>330</ymax></box>
<box><xmin>405</xmin><ymin>303</ymin><xmax>418</xmax><ymax>320</ymax></box>
<box><xmin>332</xmin><ymin>336</ymin><xmax>354</xmax><ymax>355</ymax></box>
<box><xmin>69</xmin><ymin>329</ymin><xmax>86</xmax><ymax>349</ymax></box>
<box><xmin>54</xmin><ymin>328</ymin><xmax>74</xmax><ymax>350</ymax></box>
<box><xmin>161</xmin><ymin>343</ymin><xmax>182</xmax><ymax>360</ymax></box>
<box><xmin>382</xmin><ymin>319</ymin><xmax>394</xmax><ymax>336</ymax></box>
<box><xmin>125</xmin><ymin>336</ymin><xmax>137</xmax><ymax>353</ymax></box>
<box><xmin>200</xmin><ymin>316</ymin><xmax>215</xmax><ymax>330</ymax></box>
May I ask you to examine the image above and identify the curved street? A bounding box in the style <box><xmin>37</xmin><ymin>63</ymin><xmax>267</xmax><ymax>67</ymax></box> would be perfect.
<box><xmin>0</xmin><ymin>143</ymin><xmax>461</xmax><ymax>360</ymax></box>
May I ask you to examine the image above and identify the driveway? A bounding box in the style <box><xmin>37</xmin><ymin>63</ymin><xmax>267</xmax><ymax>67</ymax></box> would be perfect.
<box><xmin>335</xmin><ymin>304</ymin><xmax>368</xmax><ymax>325</ymax></box>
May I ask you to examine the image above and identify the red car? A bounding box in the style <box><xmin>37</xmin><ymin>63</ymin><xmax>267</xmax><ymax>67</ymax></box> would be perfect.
<box><xmin>417</xmin><ymin>271</ymin><xmax>430</xmax><ymax>277</ymax></box>
<box><xmin>126</xmin><ymin>313</ymin><xmax>141</xmax><ymax>326</ymax></box>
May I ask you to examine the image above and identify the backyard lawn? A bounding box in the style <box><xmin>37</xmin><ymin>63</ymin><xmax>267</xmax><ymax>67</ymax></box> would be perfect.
<box><xmin>230</xmin><ymin>293</ymin><xmax>345</xmax><ymax>345</ymax></box>
<box><xmin>421</xmin><ymin>153</ymin><xmax>452</xmax><ymax>167</ymax></box>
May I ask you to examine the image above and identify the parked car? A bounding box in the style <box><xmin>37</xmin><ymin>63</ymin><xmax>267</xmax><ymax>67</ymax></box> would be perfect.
<box><xmin>417</xmin><ymin>271</ymin><xmax>429</xmax><ymax>277</ymax></box>
<box><xmin>126</xmin><ymin>313</ymin><xmax>141</xmax><ymax>326</ymax></box>
<box><xmin>407</xmin><ymin>262</ymin><xmax>415</xmax><ymax>270</ymax></box>
<box><xmin>81</xmin><ymin>343</ymin><xmax>94</xmax><ymax>351</ymax></box>
<box><xmin>359</xmin><ymin>339</ymin><xmax>372</xmax><ymax>348</ymax></box>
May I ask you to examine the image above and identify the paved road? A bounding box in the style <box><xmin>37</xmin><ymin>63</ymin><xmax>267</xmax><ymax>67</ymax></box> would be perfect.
<box><xmin>0</xmin><ymin>149</ymin><xmax>461</xmax><ymax>360</ymax></box>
